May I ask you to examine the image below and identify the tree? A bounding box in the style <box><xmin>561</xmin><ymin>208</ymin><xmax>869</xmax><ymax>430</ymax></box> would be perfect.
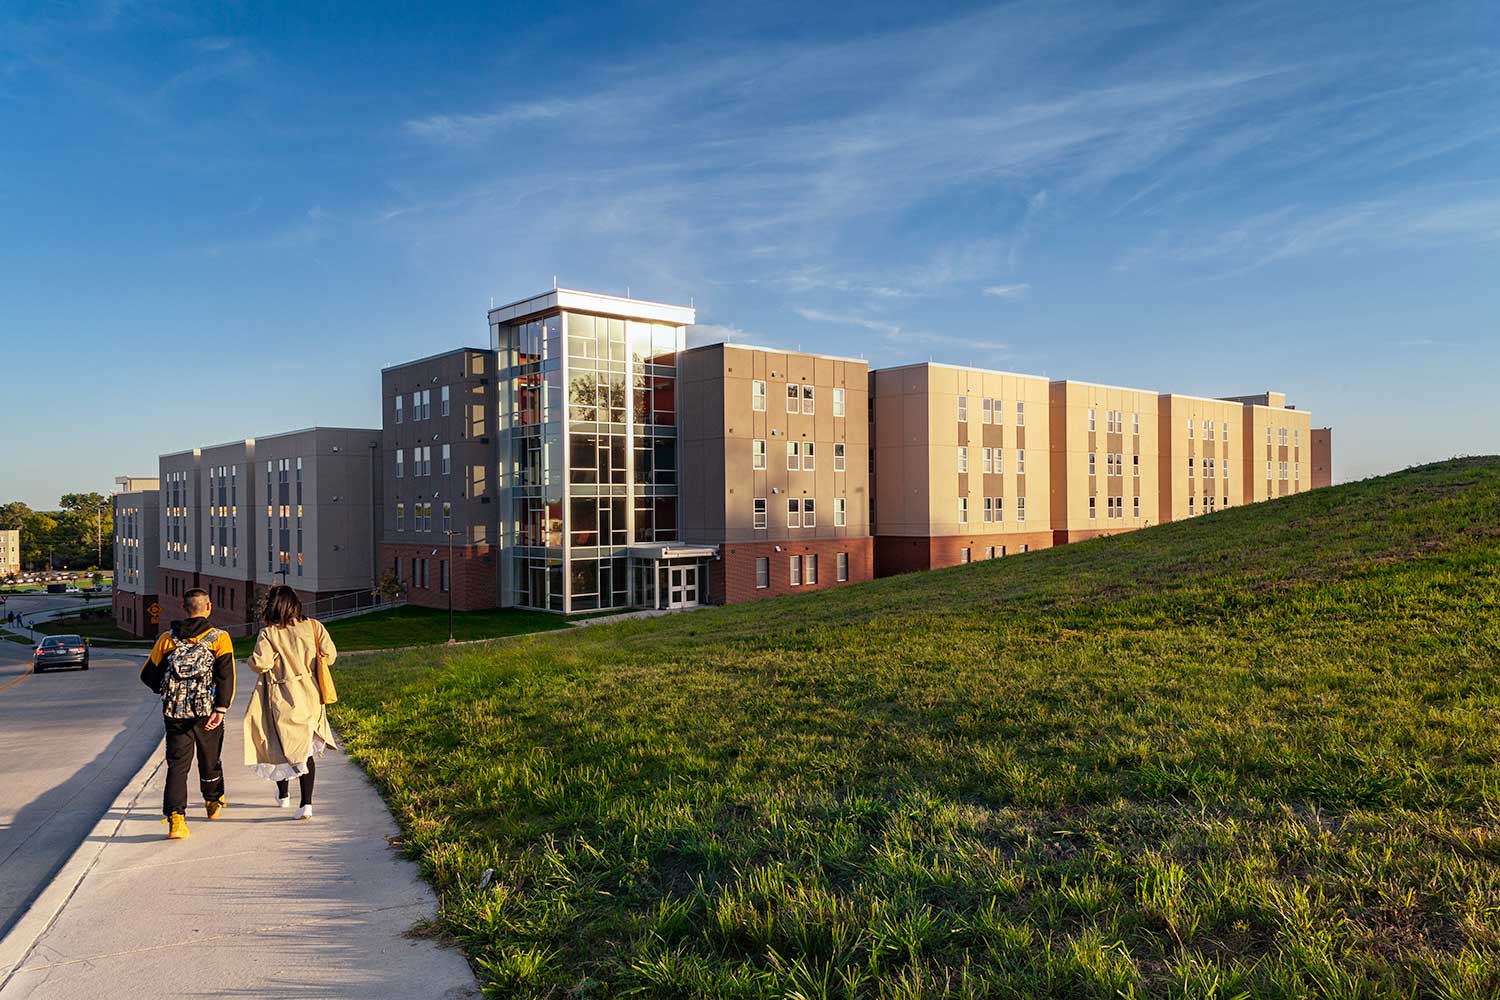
<box><xmin>0</xmin><ymin>502</ymin><xmax>30</xmax><ymax>532</ymax></box>
<box><xmin>373</xmin><ymin>570</ymin><xmax>405</xmax><ymax>604</ymax></box>
<box><xmin>60</xmin><ymin>493</ymin><xmax>111</xmax><ymax>567</ymax></box>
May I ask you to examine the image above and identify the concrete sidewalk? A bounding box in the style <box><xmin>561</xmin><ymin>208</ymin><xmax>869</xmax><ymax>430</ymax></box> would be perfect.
<box><xmin>0</xmin><ymin>666</ymin><xmax>478</xmax><ymax>999</ymax></box>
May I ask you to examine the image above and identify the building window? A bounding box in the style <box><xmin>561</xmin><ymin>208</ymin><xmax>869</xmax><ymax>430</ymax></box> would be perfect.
<box><xmin>1017</xmin><ymin>449</ymin><xmax>1025</xmax><ymax>474</ymax></box>
<box><xmin>1088</xmin><ymin>452</ymin><xmax>1096</xmax><ymax>476</ymax></box>
<box><xmin>833</xmin><ymin>387</ymin><xmax>845</xmax><ymax>417</ymax></box>
<box><xmin>803</xmin><ymin>498</ymin><xmax>816</xmax><ymax>527</ymax></box>
<box><xmin>1133</xmin><ymin>496</ymin><xmax>1141</xmax><ymax>518</ymax></box>
<box><xmin>1016</xmin><ymin>401</ymin><xmax>1025</xmax><ymax>426</ymax></box>
<box><xmin>787</xmin><ymin>441</ymin><xmax>800</xmax><ymax>471</ymax></box>
<box><xmin>1133</xmin><ymin>411</ymin><xmax>1140</xmax><ymax>434</ymax></box>
<box><xmin>961</xmin><ymin>547</ymin><xmax>971</xmax><ymax>564</ymax></box>
<box><xmin>440</xmin><ymin>559</ymin><xmax>450</xmax><ymax>593</ymax></box>
<box><xmin>396</xmin><ymin>502</ymin><xmax>405</xmax><ymax>531</ymax></box>
<box><xmin>995</xmin><ymin>449</ymin><xmax>1003</xmax><ymax>475</ymax></box>
<box><xmin>1267</xmin><ymin>460</ymin><xmax>1273</xmax><ymax>481</ymax></box>
<box><xmin>802</xmin><ymin>384</ymin><xmax>815</xmax><ymax>414</ymax></box>
<box><xmin>993</xmin><ymin>398</ymin><xmax>1003</xmax><ymax>424</ymax></box>
<box><xmin>834</xmin><ymin>443</ymin><xmax>846</xmax><ymax>472</ymax></box>
<box><xmin>1133</xmin><ymin>454</ymin><xmax>1140</xmax><ymax>477</ymax></box>
<box><xmin>1089</xmin><ymin>496</ymin><xmax>1097</xmax><ymax>519</ymax></box>
<box><xmin>995</xmin><ymin>495</ymin><xmax>1004</xmax><ymax>521</ymax></box>
<box><xmin>1088</xmin><ymin>407</ymin><xmax>1096</xmax><ymax>432</ymax></box>
<box><xmin>1294</xmin><ymin>461</ymin><xmax>1300</xmax><ymax>482</ymax></box>
<box><xmin>752</xmin><ymin>380</ymin><xmax>766</xmax><ymax>411</ymax></box>
<box><xmin>982</xmin><ymin>447</ymin><xmax>993</xmax><ymax>474</ymax></box>
<box><xmin>957</xmin><ymin>396</ymin><xmax>968</xmax><ymax>423</ymax></box>
<box><xmin>982</xmin><ymin>397</ymin><xmax>993</xmax><ymax>424</ymax></box>
<box><xmin>395</xmin><ymin>395</ymin><xmax>403</xmax><ymax>423</ymax></box>
<box><xmin>806</xmin><ymin>553</ymin><xmax>818</xmax><ymax>584</ymax></box>
<box><xmin>752</xmin><ymin>439</ymin><xmax>766</xmax><ymax>470</ymax></box>
<box><xmin>1206</xmin><ymin>419</ymin><xmax>1214</xmax><ymax>440</ymax></box>
<box><xmin>983</xmin><ymin>497</ymin><xmax>993</xmax><ymax>522</ymax></box>
<box><xmin>442</xmin><ymin>444</ymin><xmax>451</xmax><ymax>476</ymax></box>
<box><xmin>421</xmin><ymin>389</ymin><xmax>432</xmax><ymax>420</ymax></box>
<box><xmin>443</xmin><ymin>502</ymin><xmax>452</xmax><ymax>531</ymax></box>
<box><xmin>787</xmin><ymin>498</ymin><xmax>800</xmax><ymax>528</ymax></box>
<box><xmin>1189</xmin><ymin>496</ymin><xmax>1196</xmax><ymax>515</ymax></box>
<box><xmin>395</xmin><ymin>449</ymin><xmax>404</xmax><ymax>479</ymax></box>
<box><xmin>985</xmin><ymin>546</ymin><xmax>995</xmax><ymax>559</ymax></box>
<box><xmin>1017</xmin><ymin>496</ymin><xmax>1026</xmax><ymax>522</ymax></box>
<box><xmin>787</xmin><ymin>384</ymin><xmax>800</xmax><ymax>413</ymax></box>
<box><xmin>790</xmin><ymin>555</ymin><xmax>802</xmax><ymax>586</ymax></box>
<box><xmin>1294</xmin><ymin>428</ymin><xmax>1300</xmax><ymax>447</ymax></box>
<box><xmin>836</xmin><ymin>552</ymin><xmax>848</xmax><ymax>581</ymax></box>
<box><xmin>755</xmin><ymin>557</ymin><xmax>770</xmax><ymax>588</ymax></box>
<box><xmin>835</xmin><ymin>497</ymin><xmax>847</xmax><ymax>526</ymax></box>
<box><xmin>1188</xmin><ymin>457</ymin><xmax>1195</xmax><ymax>478</ymax></box>
<box><xmin>957</xmin><ymin>447</ymin><xmax>968</xmax><ymax>473</ymax></box>
<box><xmin>958</xmin><ymin>497</ymin><xmax>968</xmax><ymax>524</ymax></box>
<box><xmin>441</xmin><ymin>385</ymin><xmax>450</xmax><ymax>417</ymax></box>
<box><xmin>754</xmin><ymin>498</ymin><xmax>767</xmax><ymax>529</ymax></box>
<box><xmin>1187</xmin><ymin>418</ymin><xmax>1194</xmax><ymax>439</ymax></box>
<box><xmin>803</xmin><ymin>442</ymin><xmax>816</xmax><ymax>471</ymax></box>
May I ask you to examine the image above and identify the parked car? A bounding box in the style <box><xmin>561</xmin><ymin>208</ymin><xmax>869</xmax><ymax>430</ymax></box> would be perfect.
<box><xmin>64</xmin><ymin>586</ymin><xmax>81</xmax><ymax>594</ymax></box>
<box><xmin>34</xmin><ymin>635</ymin><xmax>89</xmax><ymax>672</ymax></box>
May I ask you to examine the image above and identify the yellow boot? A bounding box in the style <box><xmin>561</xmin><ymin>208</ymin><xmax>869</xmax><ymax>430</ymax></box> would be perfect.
<box><xmin>205</xmin><ymin>796</ymin><xmax>226</xmax><ymax>820</ymax></box>
<box><xmin>167</xmin><ymin>812</ymin><xmax>190</xmax><ymax>839</ymax></box>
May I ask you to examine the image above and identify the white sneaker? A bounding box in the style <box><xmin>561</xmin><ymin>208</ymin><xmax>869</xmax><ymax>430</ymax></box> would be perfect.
<box><xmin>277</xmin><ymin>796</ymin><xmax>290</xmax><ymax>809</ymax></box>
<box><xmin>295</xmin><ymin>804</ymin><xmax>313</xmax><ymax>820</ymax></box>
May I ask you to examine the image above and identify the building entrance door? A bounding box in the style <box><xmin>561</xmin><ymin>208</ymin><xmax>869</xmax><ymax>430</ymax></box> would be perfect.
<box><xmin>667</xmin><ymin>566</ymin><xmax>698</xmax><ymax>608</ymax></box>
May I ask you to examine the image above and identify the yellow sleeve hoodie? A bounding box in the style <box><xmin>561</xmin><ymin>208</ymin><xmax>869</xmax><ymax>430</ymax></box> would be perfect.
<box><xmin>139</xmin><ymin>616</ymin><xmax>237</xmax><ymax>713</ymax></box>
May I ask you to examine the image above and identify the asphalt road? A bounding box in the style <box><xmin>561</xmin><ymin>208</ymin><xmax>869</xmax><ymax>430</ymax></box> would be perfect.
<box><xmin>0</xmin><ymin>628</ymin><xmax>162</xmax><ymax>939</ymax></box>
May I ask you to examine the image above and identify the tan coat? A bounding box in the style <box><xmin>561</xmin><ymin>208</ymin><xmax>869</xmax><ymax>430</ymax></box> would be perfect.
<box><xmin>243</xmin><ymin>618</ymin><xmax>338</xmax><ymax>769</ymax></box>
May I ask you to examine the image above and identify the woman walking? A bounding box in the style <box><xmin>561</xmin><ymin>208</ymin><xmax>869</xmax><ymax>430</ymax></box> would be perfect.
<box><xmin>244</xmin><ymin>586</ymin><xmax>337</xmax><ymax>819</ymax></box>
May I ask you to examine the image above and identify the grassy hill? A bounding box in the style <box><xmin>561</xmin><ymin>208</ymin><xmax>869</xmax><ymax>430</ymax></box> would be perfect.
<box><xmin>334</xmin><ymin>457</ymin><xmax>1500</xmax><ymax>999</ymax></box>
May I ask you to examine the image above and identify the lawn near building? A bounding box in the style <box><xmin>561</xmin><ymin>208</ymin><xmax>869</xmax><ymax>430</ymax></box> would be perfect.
<box><xmin>331</xmin><ymin>458</ymin><xmax>1500</xmax><ymax>998</ymax></box>
<box><xmin>231</xmin><ymin>604</ymin><xmax>574</xmax><ymax>658</ymax></box>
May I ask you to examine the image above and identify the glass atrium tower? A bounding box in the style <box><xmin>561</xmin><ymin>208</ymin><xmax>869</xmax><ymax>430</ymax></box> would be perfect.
<box><xmin>489</xmin><ymin>289</ymin><xmax>707</xmax><ymax>613</ymax></box>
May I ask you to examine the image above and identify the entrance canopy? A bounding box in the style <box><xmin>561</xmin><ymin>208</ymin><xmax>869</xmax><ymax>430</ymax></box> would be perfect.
<box><xmin>628</xmin><ymin>544</ymin><xmax>717</xmax><ymax>561</ymax></box>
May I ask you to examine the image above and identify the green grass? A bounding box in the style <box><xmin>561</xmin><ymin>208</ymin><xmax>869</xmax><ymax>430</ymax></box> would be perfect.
<box><xmin>31</xmin><ymin>613</ymin><xmax>146</xmax><ymax>643</ymax></box>
<box><xmin>231</xmin><ymin>604</ymin><xmax>573</xmax><ymax>657</ymax></box>
<box><xmin>332</xmin><ymin>457</ymin><xmax>1500</xmax><ymax>999</ymax></box>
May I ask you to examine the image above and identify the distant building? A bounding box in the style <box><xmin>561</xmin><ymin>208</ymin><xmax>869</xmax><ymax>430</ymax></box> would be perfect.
<box><xmin>1049</xmin><ymin>380</ymin><xmax>1164</xmax><ymax>546</ymax></box>
<box><xmin>1220</xmin><ymin>392</ymin><xmax>1315</xmax><ymax>503</ymax></box>
<box><xmin>155</xmin><ymin>428</ymin><xmax>381</xmax><ymax>634</ymax></box>
<box><xmin>1157</xmin><ymin>394</ymin><xmax>1247</xmax><ymax>523</ymax></box>
<box><xmin>1311</xmin><ymin>427</ymin><xmax>1333</xmax><ymax>488</ymax></box>
<box><xmin>0</xmin><ymin>528</ymin><xmax>19</xmax><ymax>578</ymax></box>
<box><xmin>112</xmin><ymin>476</ymin><xmax>160</xmax><ymax>637</ymax></box>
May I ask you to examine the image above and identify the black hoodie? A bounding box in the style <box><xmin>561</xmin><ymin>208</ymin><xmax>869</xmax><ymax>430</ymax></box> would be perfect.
<box><xmin>139</xmin><ymin>616</ymin><xmax>237</xmax><ymax>715</ymax></box>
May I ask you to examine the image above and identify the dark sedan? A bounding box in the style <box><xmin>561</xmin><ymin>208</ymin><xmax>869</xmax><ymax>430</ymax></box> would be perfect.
<box><xmin>34</xmin><ymin>635</ymin><xmax>90</xmax><ymax>672</ymax></box>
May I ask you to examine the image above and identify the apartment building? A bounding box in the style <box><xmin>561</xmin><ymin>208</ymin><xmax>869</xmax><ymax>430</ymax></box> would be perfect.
<box><xmin>1049</xmin><ymin>381</ymin><xmax>1163</xmax><ymax>544</ymax></box>
<box><xmin>155</xmin><ymin>428</ymin><xmax>380</xmax><ymax>633</ymax></box>
<box><xmin>1222</xmin><ymin>392</ymin><xmax>1313</xmax><ymax>502</ymax></box>
<box><xmin>111</xmin><ymin>476</ymin><xmax>160</xmax><ymax>637</ymax></box>
<box><xmin>0</xmin><ymin>529</ymin><xmax>19</xmax><ymax>578</ymax></box>
<box><xmin>679</xmin><ymin>342</ymin><xmax>873</xmax><ymax>601</ymax></box>
<box><xmin>1312</xmin><ymin>427</ymin><xmax>1333</xmax><ymax>488</ymax></box>
<box><xmin>380</xmin><ymin>348</ymin><xmax>500</xmax><ymax>611</ymax></box>
<box><xmin>870</xmin><ymin>363</ymin><xmax>1052</xmax><ymax>574</ymax></box>
<box><xmin>1158</xmin><ymin>394</ymin><xmax>1244</xmax><ymax>522</ymax></box>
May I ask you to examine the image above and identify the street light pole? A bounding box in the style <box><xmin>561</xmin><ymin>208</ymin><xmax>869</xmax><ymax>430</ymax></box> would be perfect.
<box><xmin>445</xmin><ymin>528</ymin><xmax>457</xmax><ymax>644</ymax></box>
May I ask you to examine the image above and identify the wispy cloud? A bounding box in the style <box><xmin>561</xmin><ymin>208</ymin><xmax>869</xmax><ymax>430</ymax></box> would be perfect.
<box><xmin>688</xmin><ymin>323</ymin><xmax>756</xmax><ymax>347</ymax></box>
<box><xmin>794</xmin><ymin>307</ymin><xmax>1010</xmax><ymax>360</ymax></box>
<box><xmin>982</xmin><ymin>283</ymin><xmax>1031</xmax><ymax>300</ymax></box>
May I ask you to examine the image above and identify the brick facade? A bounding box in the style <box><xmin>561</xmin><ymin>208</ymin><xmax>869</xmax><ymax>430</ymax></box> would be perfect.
<box><xmin>711</xmin><ymin>538</ymin><xmax>874</xmax><ymax>604</ymax></box>
<box><xmin>876</xmin><ymin>531</ymin><xmax>1053</xmax><ymax>576</ymax></box>
<box><xmin>379</xmin><ymin>542</ymin><xmax>497</xmax><ymax>611</ymax></box>
<box><xmin>1051</xmin><ymin>528</ymin><xmax>1132</xmax><ymax>546</ymax></box>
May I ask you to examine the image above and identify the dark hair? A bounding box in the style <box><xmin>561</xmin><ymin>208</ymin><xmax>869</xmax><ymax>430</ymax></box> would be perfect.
<box><xmin>262</xmin><ymin>585</ymin><xmax>305</xmax><ymax>628</ymax></box>
<box><xmin>183</xmin><ymin>588</ymin><xmax>210</xmax><ymax>614</ymax></box>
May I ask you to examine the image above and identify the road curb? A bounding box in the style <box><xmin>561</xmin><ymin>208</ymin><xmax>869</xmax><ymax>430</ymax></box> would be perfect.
<box><xmin>0</xmin><ymin>733</ymin><xmax>166</xmax><ymax>989</ymax></box>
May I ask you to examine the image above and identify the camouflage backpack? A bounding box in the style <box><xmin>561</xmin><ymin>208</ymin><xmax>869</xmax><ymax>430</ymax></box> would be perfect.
<box><xmin>162</xmin><ymin>629</ymin><xmax>223</xmax><ymax>719</ymax></box>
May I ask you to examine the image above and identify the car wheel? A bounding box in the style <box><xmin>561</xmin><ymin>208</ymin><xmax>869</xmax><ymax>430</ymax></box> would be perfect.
<box><xmin>82</xmin><ymin>661</ymin><xmax>90</xmax><ymax>670</ymax></box>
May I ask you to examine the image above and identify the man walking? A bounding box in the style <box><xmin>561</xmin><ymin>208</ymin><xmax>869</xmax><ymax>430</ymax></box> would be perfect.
<box><xmin>140</xmin><ymin>588</ymin><xmax>236</xmax><ymax>839</ymax></box>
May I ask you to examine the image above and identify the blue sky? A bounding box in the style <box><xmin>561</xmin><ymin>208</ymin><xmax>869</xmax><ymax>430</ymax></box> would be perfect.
<box><xmin>2</xmin><ymin>0</ymin><xmax>1497</xmax><ymax>508</ymax></box>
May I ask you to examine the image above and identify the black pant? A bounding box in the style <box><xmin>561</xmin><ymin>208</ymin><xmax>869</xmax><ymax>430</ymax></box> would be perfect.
<box><xmin>163</xmin><ymin>715</ymin><xmax>225</xmax><ymax>816</ymax></box>
<box><xmin>276</xmin><ymin>757</ymin><xmax>315</xmax><ymax>806</ymax></box>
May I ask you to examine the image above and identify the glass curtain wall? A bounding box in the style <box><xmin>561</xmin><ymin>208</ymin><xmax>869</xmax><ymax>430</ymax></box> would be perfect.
<box><xmin>499</xmin><ymin>309</ymin><xmax>685</xmax><ymax>613</ymax></box>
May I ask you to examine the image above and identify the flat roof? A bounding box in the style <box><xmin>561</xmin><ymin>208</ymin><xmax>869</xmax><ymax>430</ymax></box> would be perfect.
<box><xmin>1050</xmin><ymin>377</ymin><xmax>1162</xmax><ymax>395</ymax></box>
<box><xmin>381</xmin><ymin>346</ymin><xmax>492</xmax><ymax>372</ymax></box>
<box><xmin>703</xmin><ymin>341</ymin><xmax>869</xmax><ymax>366</ymax></box>
<box><xmin>873</xmin><ymin>360</ymin><xmax>1050</xmax><ymax>382</ymax></box>
<box><xmin>1159</xmin><ymin>391</ymin><xmax>1254</xmax><ymax>407</ymax></box>
<box><xmin>487</xmin><ymin>287</ymin><xmax>696</xmax><ymax>326</ymax></box>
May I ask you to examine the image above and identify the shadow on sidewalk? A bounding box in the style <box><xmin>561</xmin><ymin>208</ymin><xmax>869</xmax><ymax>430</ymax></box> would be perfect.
<box><xmin>0</xmin><ymin>720</ymin><xmax>158</xmax><ymax>938</ymax></box>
